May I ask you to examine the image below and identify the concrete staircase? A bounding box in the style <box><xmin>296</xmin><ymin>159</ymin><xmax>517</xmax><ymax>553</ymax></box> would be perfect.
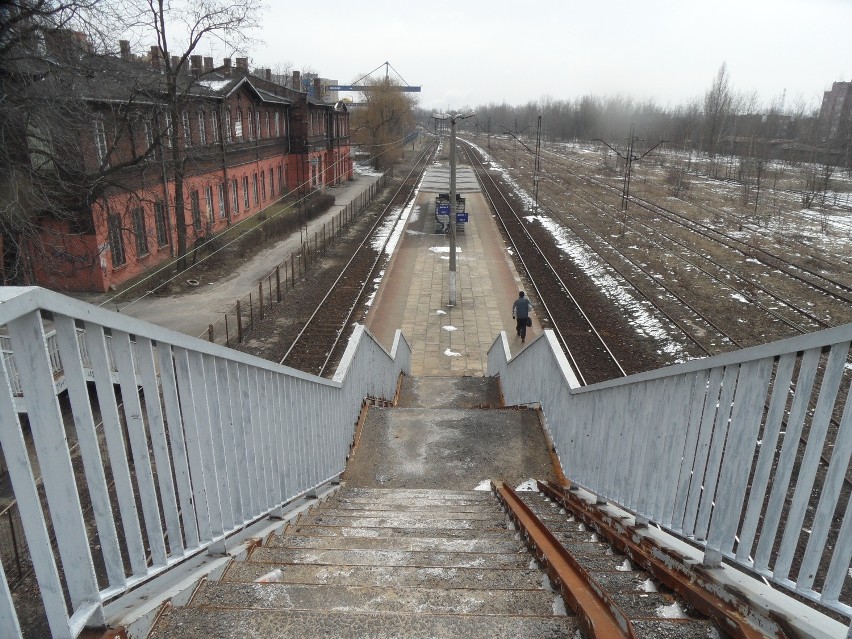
<box><xmin>148</xmin><ymin>487</ymin><xmax>578</xmax><ymax>638</ymax></box>
<box><xmin>148</xmin><ymin>376</ymin><xmax>575</xmax><ymax>637</ymax></box>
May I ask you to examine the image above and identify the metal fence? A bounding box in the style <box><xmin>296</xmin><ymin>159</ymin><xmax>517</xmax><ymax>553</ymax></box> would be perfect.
<box><xmin>0</xmin><ymin>286</ymin><xmax>410</xmax><ymax>639</ymax></box>
<box><xmin>489</xmin><ymin>325</ymin><xmax>852</xmax><ymax>630</ymax></box>
<box><xmin>201</xmin><ymin>175</ymin><xmax>389</xmax><ymax>346</ymax></box>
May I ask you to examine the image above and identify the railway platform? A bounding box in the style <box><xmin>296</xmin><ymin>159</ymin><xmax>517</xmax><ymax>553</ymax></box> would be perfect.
<box><xmin>366</xmin><ymin>164</ymin><xmax>539</xmax><ymax>375</ymax></box>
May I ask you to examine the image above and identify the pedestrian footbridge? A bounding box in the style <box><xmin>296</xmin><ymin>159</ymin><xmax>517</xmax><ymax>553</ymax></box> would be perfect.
<box><xmin>0</xmin><ymin>286</ymin><xmax>850</xmax><ymax>638</ymax></box>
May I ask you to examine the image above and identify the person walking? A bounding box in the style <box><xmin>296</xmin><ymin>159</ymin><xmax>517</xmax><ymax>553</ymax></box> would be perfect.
<box><xmin>512</xmin><ymin>291</ymin><xmax>532</xmax><ymax>343</ymax></box>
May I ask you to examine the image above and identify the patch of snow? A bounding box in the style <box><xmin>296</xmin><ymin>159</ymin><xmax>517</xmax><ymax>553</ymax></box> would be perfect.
<box><xmin>515</xmin><ymin>479</ymin><xmax>539</xmax><ymax>492</ymax></box>
<box><xmin>656</xmin><ymin>601</ymin><xmax>689</xmax><ymax>619</ymax></box>
<box><xmin>197</xmin><ymin>79</ymin><xmax>232</xmax><ymax>91</ymax></box>
<box><xmin>436</xmin><ymin>309</ymin><xmax>447</xmax><ymax>315</ymax></box>
<box><xmin>730</xmin><ymin>292</ymin><xmax>749</xmax><ymax>303</ymax></box>
<box><xmin>444</xmin><ymin>348</ymin><xmax>461</xmax><ymax>357</ymax></box>
<box><xmin>642</xmin><ymin>578</ymin><xmax>658</xmax><ymax>592</ymax></box>
<box><xmin>473</xmin><ymin>480</ymin><xmax>492</xmax><ymax>491</ymax></box>
<box><xmin>615</xmin><ymin>559</ymin><xmax>633</xmax><ymax>572</ymax></box>
<box><xmin>442</xmin><ymin>325</ymin><xmax>457</xmax><ymax>332</ymax></box>
<box><xmin>429</xmin><ymin>246</ymin><xmax>461</xmax><ymax>254</ymax></box>
<box><xmin>552</xmin><ymin>596</ymin><xmax>567</xmax><ymax>616</ymax></box>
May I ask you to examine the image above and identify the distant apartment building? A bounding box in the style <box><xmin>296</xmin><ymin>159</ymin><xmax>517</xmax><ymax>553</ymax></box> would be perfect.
<box><xmin>2</xmin><ymin>36</ymin><xmax>352</xmax><ymax>292</ymax></box>
<box><xmin>818</xmin><ymin>80</ymin><xmax>852</xmax><ymax>146</ymax></box>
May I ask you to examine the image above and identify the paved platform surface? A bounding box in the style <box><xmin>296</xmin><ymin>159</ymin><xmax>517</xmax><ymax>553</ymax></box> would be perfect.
<box><xmin>367</xmin><ymin>163</ymin><xmax>538</xmax><ymax>376</ymax></box>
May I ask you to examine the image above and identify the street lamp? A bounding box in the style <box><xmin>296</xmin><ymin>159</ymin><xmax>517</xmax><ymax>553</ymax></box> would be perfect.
<box><xmin>433</xmin><ymin>111</ymin><xmax>474</xmax><ymax>306</ymax></box>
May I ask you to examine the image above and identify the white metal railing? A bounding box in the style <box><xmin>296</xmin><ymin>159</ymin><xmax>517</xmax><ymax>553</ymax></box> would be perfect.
<box><xmin>489</xmin><ymin>325</ymin><xmax>852</xmax><ymax>628</ymax></box>
<box><xmin>0</xmin><ymin>286</ymin><xmax>410</xmax><ymax>639</ymax></box>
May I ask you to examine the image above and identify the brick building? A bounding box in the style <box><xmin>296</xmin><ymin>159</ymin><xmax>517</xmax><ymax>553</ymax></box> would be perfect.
<box><xmin>3</xmin><ymin>39</ymin><xmax>352</xmax><ymax>292</ymax></box>
<box><xmin>818</xmin><ymin>80</ymin><xmax>852</xmax><ymax>146</ymax></box>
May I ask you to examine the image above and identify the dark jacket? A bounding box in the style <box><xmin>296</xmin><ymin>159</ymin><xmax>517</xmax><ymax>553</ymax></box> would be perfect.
<box><xmin>512</xmin><ymin>296</ymin><xmax>531</xmax><ymax>319</ymax></box>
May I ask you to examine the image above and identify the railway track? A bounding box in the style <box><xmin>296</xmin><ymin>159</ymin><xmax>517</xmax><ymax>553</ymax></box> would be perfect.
<box><xmin>279</xmin><ymin>143</ymin><xmax>436</xmax><ymax>375</ymax></box>
<box><xmin>463</xmin><ymin>143</ymin><xmax>630</xmax><ymax>384</ymax></box>
<box><xmin>495</xmin><ymin>480</ymin><xmax>772</xmax><ymax>638</ymax></box>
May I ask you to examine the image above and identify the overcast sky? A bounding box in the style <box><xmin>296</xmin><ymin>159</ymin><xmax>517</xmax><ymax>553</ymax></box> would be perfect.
<box><xmin>248</xmin><ymin>0</ymin><xmax>850</xmax><ymax>113</ymax></box>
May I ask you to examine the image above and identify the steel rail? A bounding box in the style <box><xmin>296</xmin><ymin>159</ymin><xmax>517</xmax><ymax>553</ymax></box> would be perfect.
<box><xmin>463</xmin><ymin>142</ymin><xmax>627</xmax><ymax>382</ymax></box>
<box><xmin>492</xmin><ymin>481</ymin><xmax>634</xmax><ymax>639</ymax></box>
<box><xmin>280</xmin><ymin>144</ymin><xmax>435</xmax><ymax>372</ymax></box>
<box><xmin>538</xmin><ymin>481</ymin><xmax>781</xmax><ymax>639</ymax></box>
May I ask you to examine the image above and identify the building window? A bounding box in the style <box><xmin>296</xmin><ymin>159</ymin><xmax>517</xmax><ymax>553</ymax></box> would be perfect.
<box><xmin>154</xmin><ymin>201</ymin><xmax>169</xmax><ymax>246</ymax></box>
<box><xmin>198</xmin><ymin>111</ymin><xmax>207</xmax><ymax>145</ymax></box>
<box><xmin>255</xmin><ymin>111</ymin><xmax>261</xmax><ymax>140</ymax></box>
<box><xmin>182</xmin><ymin>111</ymin><xmax>192</xmax><ymax>146</ymax></box>
<box><xmin>162</xmin><ymin>111</ymin><xmax>172</xmax><ymax>148</ymax></box>
<box><xmin>191</xmin><ymin>190</ymin><xmax>201</xmax><ymax>233</ymax></box>
<box><xmin>260</xmin><ymin>170</ymin><xmax>266</xmax><ymax>201</ymax></box>
<box><xmin>132</xmin><ymin>207</ymin><xmax>148</xmax><ymax>256</ymax></box>
<box><xmin>242</xmin><ymin>175</ymin><xmax>249</xmax><ymax>209</ymax></box>
<box><xmin>93</xmin><ymin>120</ymin><xmax>108</xmax><ymax>165</ymax></box>
<box><xmin>108</xmin><ymin>214</ymin><xmax>125</xmax><ymax>267</ymax></box>
<box><xmin>217</xmin><ymin>183</ymin><xmax>226</xmax><ymax>218</ymax></box>
<box><xmin>274</xmin><ymin>112</ymin><xmax>280</xmax><ymax>137</ymax></box>
<box><xmin>246</xmin><ymin>109</ymin><xmax>253</xmax><ymax>140</ymax></box>
<box><xmin>265</xmin><ymin>112</ymin><xmax>270</xmax><ymax>138</ymax></box>
<box><xmin>211</xmin><ymin>110</ymin><xmax>220</xmax><ymax>143</ymax></box>
<box><xmin>205</xmin><ymin>185</ymin><xmax>214</xmax><ymax>225</ymax></box>
<box><xmin>269</xmin><ymin>167</ymin><xmax>274</xmax><ymax>197</ymax></box>
<box><xmin>235</xmin><ymin>109</ymin><xmax>243</xmax><ymax>139</ymax></box>
<box><xmin>224</xmin><ymin>110</ymin><xmax>232</xmax><ymax>143</ymax></box>
<box><xmin>144</xmin><ymin>119</ymin><xmax>155</xmax><ymax>153</ymax></box>
<box><xmin>278</xmin><ymin>164</ymin><xmax>284</xmax><ymax>195</ymax></box>
<box><xmin>252</xmin><ymin>173</ymin><xmax>258</xmax><ymax>205</ymax></box>
<box><xmin>231</xmin><ymin>178</ymin><xmax>239</xmax><ymax>215</ymax></box>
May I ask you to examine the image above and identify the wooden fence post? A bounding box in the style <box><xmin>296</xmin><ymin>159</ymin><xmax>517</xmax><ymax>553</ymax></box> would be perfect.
<box><xmin>236</xmin><ymin>301</ymin><xmax>243</xmax><ymax>343</ymax></box>
<box><xmin>208</xmin><ymin>324</ymin><xmax>214</xmax><ymax>342</ymax></box>
<box><xmin>290</xmin><ymin>253</ymin><xmax>295</xmax><ymax>286</ymax></box>
<box><xmin>258</xmin><ymin>282</ymin><xmax>263</xmax><ymax>320</ymax></box>
<box><xmin>249</xmin><ymin>293</ymin><xmax>254</xmax><ymax>330</ymax></box>
<box><xmin>276</xmin><ymin>266</ymin><xmax>281</xmax><ymax>302</ymax></box>
<box><xmin>225</xmin><ymin>314</ymin><xmax>230</xmax><ymax>347</ymax></box>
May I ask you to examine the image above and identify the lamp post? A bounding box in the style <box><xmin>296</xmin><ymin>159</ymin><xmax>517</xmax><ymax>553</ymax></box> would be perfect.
<box><xmin>435</xmin><ymin>111</ymin><xmax>474</xmax><ymax>306</ymax></box>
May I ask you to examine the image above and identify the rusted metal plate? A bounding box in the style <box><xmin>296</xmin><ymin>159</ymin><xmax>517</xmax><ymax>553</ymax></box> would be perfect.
<box><xmin>492</xmin><ymin>480</ymin><xmax>634</xmax><ymax>638</ymax></box>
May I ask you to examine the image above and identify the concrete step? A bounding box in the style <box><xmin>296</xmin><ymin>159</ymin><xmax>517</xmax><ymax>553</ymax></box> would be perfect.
<box><xmin>220</xmin><ymin>562</ymin><xmax>547</xmax><ymax>590</ymax></box>
<box><xmin>297</xmin><ymin>511</ymin><xmax>510</xmax><ymax>531</ymax></box>
<box><xmin>246</xmin><ymin>547</ymin><xmax>532</xmax><ymax>570</ymax></box>
<box><xmin>397</xmin><ymin>376</ymin><xmax>502</xmax><ymax>409</ymax></box>
<box><xmin>265</xmin><ymin>533</ymin><xmax>525</xmax><ymax>554</ymax></box>
<box><xmin>149</xmin><ymin>608</ymin><xmax>578</xmax><ymax>639</ymax></box>
<box><xmin>282</xmin><ymin>522</ymin><xmax>514</xmax><ymax>540</ymax></box>
<box><xmin>191</xmin><ymin>581</ymin><xmax>560</xmax><ymax>616</ymax></box>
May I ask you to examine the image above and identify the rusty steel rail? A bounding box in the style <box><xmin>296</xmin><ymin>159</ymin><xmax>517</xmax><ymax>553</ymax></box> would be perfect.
<box><xmin>491</xmin><ymin>481</ymin><xmax>634</xmax><ymax>638</ymax></box>
<box><xmin>538</xmin><ymin>481</ymin><xmax>779</xmax><ymax>639</ymax></box>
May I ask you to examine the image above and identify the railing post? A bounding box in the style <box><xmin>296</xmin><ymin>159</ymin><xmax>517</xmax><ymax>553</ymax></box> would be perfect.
<box><xmin>249</xmin><ymin>293</ymin><xmax>254</xmax><ymax>331</ymax></box>
<box><xmin>276</xmin><ymin>266</ymin><xmax>281</xmax><ymax>302</ymax></box>
<box><xmin>258</xmin><ymin>282</ymin><xmax>264</xmax><ymax>321</ymax></box>
<box><xmin>225</xmin><ymin>314</ymin><xmax>230</xmax><ymax>347</ymax></box>
<box><xmin>208</xmin><ymin>324</ymin><xmax>214</xmax><ymax>342</ymax></box>
<box><xmin>236</xmin><ymin>300</ymin><xmax>243</xmax><ymax>343</ymax></box>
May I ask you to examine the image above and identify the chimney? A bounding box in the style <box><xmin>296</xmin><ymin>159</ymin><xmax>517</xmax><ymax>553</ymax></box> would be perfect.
<box><xmin>265</xmin><ymin>68</ymin><xmax>272</xmax><ymax>82</ymax></box>
<box><xmin>190</xmin><ymin>55</ymin><xmax>202</xmax><ymax>76</ymax></box>
<box><xmin>292</xmin><ymin>70</ymin><xmax>301</xmax><ymax>91</ymax></box>
<box><xmin>119</xmin><ymin>40</ymin><xmax>131</xmax><ymax>60</ymax></box>
<box><xmin>149</xmin><ymin>45</ymin><xmax>161</xmax><ymax>70</ymax></box>
<box><xmin>314</xmin><ymin>78</ymin><xmax>322</xmax><ymax>99</ymax></box>
<box><xmin>223</xmin><ymin>57</ymin><xmax>231</xmax><ymax>76</ymax></box>
<box><xmin>203</xmin><ymin>56</ymin><xmax>214</xmax><ymax>74</ymax></box>
<box><xmin>235</xmin><ymin>57</ymin><xmax>248</xmax><ymax>72</ymax></box>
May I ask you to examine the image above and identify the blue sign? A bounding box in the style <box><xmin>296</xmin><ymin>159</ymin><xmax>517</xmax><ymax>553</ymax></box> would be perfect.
<box><xmin>437</xmin><ymin>203</ymin><xmax>451</xmax><ymax>215</ymax></box>
<box><xmin>456</xmin><ymin>213</ymin><xmax>468</xmax><ymax>223</ymax></box>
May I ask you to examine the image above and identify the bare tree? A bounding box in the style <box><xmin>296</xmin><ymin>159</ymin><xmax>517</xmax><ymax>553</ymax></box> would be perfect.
<box><xmin>702</xmin><ymin>63</ymin><xmax>733</xmax><ymax>172</ymax></box>
<box><xmin>121</xmin><ymin>0</ymin><xmax>260</xmax><ymax>269</ymax></box>
<box><xmin>350</xmin><ymin>77</ymin><xmax>416</xmax><ymax>170</ymax></box>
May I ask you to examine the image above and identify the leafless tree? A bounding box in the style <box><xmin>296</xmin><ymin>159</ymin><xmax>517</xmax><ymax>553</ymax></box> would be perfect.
<box><xmin>119</xmin><ymin>0</ymin><xmax>261</xmax><ymax>269</ymax></box>
<box><xmin>702</xmin><ymin>63</ymin><xmax>733</xmax><ymax>174</ymax></box>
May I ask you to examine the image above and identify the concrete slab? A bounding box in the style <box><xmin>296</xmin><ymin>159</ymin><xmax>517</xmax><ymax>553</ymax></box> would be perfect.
<box><xmin>397</xmin><ymin>376</ymin><xmax>502</xmax><ymax>408</ymax></box>
<box><xmin>192</xmin><ymin>582</ymin><xmax>558</xmax><ymax>616</ymax></box>
<box><xmin>247</xmin><ymin>547</ymin><xmax>532</xmax><ymax>570</ymax></box>
<box><xmin>220</xmin><ymin>563</ymin><xmax>545</xmax><ymax>590</ymax></box>
<box><xmin>264</xmin><ymin>534</ymin><xmax>524</xmax><ymax>554</ymax></box>
<box><xmin>149</xmin><ymin>607</ymin><xmax>577</xmax><ymax>639</ymax></box>
<box><xmin>344</xmin><ymin>408</ymin><xmax>560</xmax><ymax>490</ymax></box>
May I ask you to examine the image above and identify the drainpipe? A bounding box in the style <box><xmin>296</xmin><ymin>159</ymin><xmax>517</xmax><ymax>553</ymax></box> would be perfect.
<box><xmin>219</xmin><ymin>101</ymin><xmax>232</xmax><ymax>225</ymax></box>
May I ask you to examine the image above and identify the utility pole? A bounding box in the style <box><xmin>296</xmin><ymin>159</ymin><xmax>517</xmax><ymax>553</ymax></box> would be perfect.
<box><xmin>533</xmin><ymin>116</ymin><xmax>542</xmax><ymax>214</ymax></box>
<box><xmin>435</xmin><ymin>111</ymin><xmax>474</xmax><ymax>307</ymax></box>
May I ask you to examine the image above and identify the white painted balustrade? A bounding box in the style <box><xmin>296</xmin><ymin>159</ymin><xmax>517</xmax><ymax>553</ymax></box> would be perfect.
<box><xmin>0</xmin><ymin>287</ymin><xmax>410</xmax><ymax>639</ymax></box>
<box><xmin>490</xmin><ymin>325</ymin><xmax>852</xmax><ymax>628</ymax></box>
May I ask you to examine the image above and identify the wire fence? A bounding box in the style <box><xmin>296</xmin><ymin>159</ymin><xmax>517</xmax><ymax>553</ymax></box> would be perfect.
<box><xmin>200</xmin><ymin>174</ymin><xmax>389</xmax><ymax>346</ymax></box>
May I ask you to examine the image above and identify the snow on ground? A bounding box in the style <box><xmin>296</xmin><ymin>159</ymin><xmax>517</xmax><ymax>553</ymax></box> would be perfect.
<box><xmin>354</xmin><ymin>161</ymin><xmax>384</xmax><ymax>178</ymax></box>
